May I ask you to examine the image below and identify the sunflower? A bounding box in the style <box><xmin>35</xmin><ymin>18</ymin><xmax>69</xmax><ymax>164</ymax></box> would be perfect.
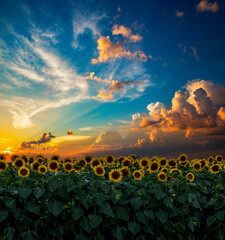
<box><xmin>104</xmin><ymin>155</ymin><xmax>114</xmax><ymax>165</ymax></box>
<box><xmin>179</xmin><ymin>154</ymin><xmax>188</xmax><ymax>162</ymax></box>
<box><xmin>207</xmin><ymin>156</ymin><xmax>214</xmax><ymax>164</ymax></box>
<box><xmin>0</xmin><ymin>153</ymin><xmax>6</xmax><ymax>161</ymax></box>
<box><xmin>210</xmin><ymin>164</ymin><xmax>220</xmax><ymax>174</ymax></box>
<box><xmin>129</xmin><ymin>154</ymin><xmax>137</xmax><ymax>161</ymax></box>
<box><xmin>133</xmin><ymin>170</ymin><xmax>143</xmax><ymax>180</ymax></box>
<box><xmin>94</xmin><ymin>165</ymin><xmax>105</xmax><ymax>177</ymax></box>
<box><xmin>38</xmin><ymin>165</ymin><xmax>48</xmax><ymax>175</ymax></box>
<box><xmin>215</xmin><ymin>155</ymin><xmax>223</xmax><ymax>163</ymax></box>
<box><xmin>12</xmin><ymin>158</ymin><xmax>25</xmax><ymax>169</ymax></box>
<box><xmin>31</xmin><ymin>161</ymin><xmax>41</xmax><ymax>172</ymax></box>
<box><xmin>63</xmin><ymin>163</ymin><xmax>73</xmax><ymax>172</ymax></box>
<box><xmin>159</xmin><ymin>158</ymin><xmax>167</xmax><ymax>167</ymax></box>
<box><xmin>18</xmin><ymin>167</ymin><xmax>30</xmax><ymax>178</ymax></box>
<box><xmin>90</xmin><ymin>159</ymin><xmax>101</xmax><ymax>168</ymax></box>
<box><xmin>10</xmin><ymin>154</ymin><xmax>19</xmax><ymax>162</ymax></box>
<box><xmin>157</xmin><ymin>172</ymin><xmax>167</xmax><ymax>182</ymax></box>
<box><xmin>50</xmin><ymin>155</ymin><xmax>60</xmax><ymax>161</ymax></box>
<box><xmin>120</xmin><ymin>167</ymin><xmax>131</xmax><ymax>178</ymax></box>
<box><xmin>28</xmin><ymin>156</ymin><xmax>35</xmax><ymax>164</ymax></box>
<box><xmin>79</xmin><ymin>159</ymin><xmax>87</xmax><ymax>167</ymax></box>
<box><xmin>63</xmin><ymin>157</ymin><xmax>73</xmax><ymax>164</ymax></box>
<box><xmin>169</xmin><ymin>168</ymin><xmax>182</xmax><ymax>180</ymax></box>
<box><xmin>0</xmin><ymin>160</ymin><xmax>8</xmax><ymax>172</ymax></box>
<box><xmin>168</xmin><ymin>159</ymin><xmax>177</xmax><ymax>168</ymax></box>
<box><xmin>192</xmin><ymin>161</ymin><xmax>202</xmax><ymax>172</ymax></box>
<box><xmin>186</xmin><ymin>173</ymin><xmax>194</xmax><ymax>182</ymax></box>
<box><xmin>149</xmin><ymin>161</ymin><xmax>160</xmax><ymax>173</ymax></box>
<box><xmin>122</xmin><ymin>158</ymin><xmax>132</xmax><ymax>167</ymax></box>
<box><xmin>109</xmin><ymin>169</ymin><xmax>122</xmax><ymax>182</ymax></box>
<box><xmin>200</xmin><ymin>159</ymin><xmax>207</xmax><ymax>169</ymax></box>
<box><xmin>48</xmin><ymin>160</ymin><xmax>59</xmax><ymax>172</ymax></box>
<box><xmin>117</xmin><ymin>156</ymin><xmax>126</xmax><ymax>164</ymax></box>
<box><xmin>139</xmin><ymin>158</ymin><xmax>150</xmax><ymax>168</ymax></box>
<box><xmin>161</xmin><ymin>167</ymin><xmax>168</xmax><ymax>174</ymax></box>
<box><xmin>84</xmin><ymin>155</ymin><xmax>93</xmax><ymax>164</ymax></box>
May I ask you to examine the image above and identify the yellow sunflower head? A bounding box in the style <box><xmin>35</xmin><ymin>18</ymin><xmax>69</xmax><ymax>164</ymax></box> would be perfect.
<box><xmin>149</xmin><ymin>161</ymin><xmax>159</xmax><ymax>173</ymax></box>
<box><xmin>168</xmin><ymin>159</ymin><xmax>177</xmax><ymax>168</ymax></box>
<box><xmin>79</xmin><ymin>159</ymin><xmax>87</xmax><ymax>167</ymax></box>
<box><xmin>31</xmin><ymin>161</ymin><xmax>41</xmax><ymax>172</ymax></box>
<box><xmin>63</xmin><ymin>157</ymin><xmax>73</xmax><ymax>164</ymax></box>
<box><xmin>159</xmin><ymin>158</ymin><xmax>167</xmax><ymax>167</ymax></box>
<box><xmin>0</xmin><ymin>160</ymin><xmax>8</xmax><ymax>172</ymax></box>
<box><xmin>117</xmin><ymin>156</ymin><xmax>126</xmax><ymax>164</ymax></box>
<box><xmin>105</xmin><ymin>155</ymin><xmax>115</xmax><ymax>165</ymax></box>
<box><xmin>192</xmin><ymin>161</ymin><xmax>202</xmax><ymax>172</ymax></box>
<box><xmin>161</xmin><ymin>167</ymin><xmax>168</xmax><ymax>174</ymax></box>
<box><xmin>63</xmin><ymin>163</ymin><xmax>73</xmax><ymax>172</ymax></box>
<box><xmin>48</xmin><ymin>160</ymin><xmax>59</xmax><ymax>172</ymax></box>
<box><xmin>10</xmin><ymin>154</ymin><xmax>19</xmax><ymax>162</ymax></box>
<box><xmin>207</xmin><ymin>156</ymin><xmax>214</xmax><ymax>164</ymax></box>
<box><xmin>133</xmin><ymin>170</ymin><xmax>143</xmax><ymax>181</ymax></box>
<box><xmin>169</xmin><ymin>168</ymin><xmax>182</xmax><ymax>180</ymax></box>
<box><xmin>84</xmin><ymin>155</ymin><xmax>93</xmax><ymax>164</ymax></box>
<box><xmin>157</xmin><ymin>172</ymin><xmax>167</xmax><ymax>182</ymax></box>
<box><xmin>200</xmin><ymin>159</ymin><xmax>207</xmax><ymax>169</ymax></box>
<box><xmin>178</xmin><ymin>154</ymin><xmax>188</xmax><ymax>162</ymax></box>
<box><xmin>210</xmin><ymin>164</ymin><xmax>220</xmax><ymax>174</ymax></box>
<box><xmin>90</xmin><ymin>159</ymin><xmax>101</xmax><ymax>168</ymax></box>
<box><xmin>109</xmin><ymin>169</ymin><xmax>122</xmax><ymax>182</ymax></box>
<box><xmin>94</xmin><ymin>165</ymin><xmax>105</xmax><ymax>177</ymax></box>
<box><xmin>215</xmin><ymin>155</ymin><xmax>223</xmax><ymax>163</ymax></box>
<box><xmin>120</xmin><ymin>167</ymin><xmax>131</xmax><ymax>178</ymax></box>
<box><xmin>139</xmin><ymin>157</ymin><xmax>150</xmax><ymax>168</ymax></box>
<box><xmin>0</xmin><ymin>153</ymin><xmax>6</xmax><ymax>161</ymax></box>
<box><xmin>13</xmin><ymin>158</ymin><xmax>25</xmax><ymax>169</ymax></box>
<box><xmin>38</xmin><ymin>165</ymin><xmax>48</xmax><ymax>175</ymax></box>
<box><xmin>50</xmin><ymin>154</ymin><xmax>60</xmax><ymax>162</ymax></box>
<box><xmin>186</xmin><ymin>172</ymin><xmax>194</xmax><ymax>182</ymax></box>
<box><xmin>122</xmin><ymin>158</ymin><xmax>132</xmax><ymax>167</ymax></box>
<box><xmin>129</xmin><ymin>154</ymin><xmax>138</xmax><ymax>161</ymax></box>
<box><xmin>18</xmin><ymin>167</ymin><xmax>30</xmax><ymax>178</ymax></box>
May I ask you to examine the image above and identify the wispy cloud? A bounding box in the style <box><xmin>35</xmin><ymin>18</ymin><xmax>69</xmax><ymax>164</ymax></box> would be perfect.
<box><xmin>176</xmin><ymin>11</ymin><xmax>184</xmax><ymax>17</ymax></box>
<box><xmin>197</xmin><ymin>0</ymin><xmax>219</xmax><ymax>13</ymax></box>
<box><xmin>72</xmin><ymin>11</ymin><xmax>104</xmax><ymax>48</ymax></box>
<box><xmin>189</xmin><ymin>46</ymin><xmax>199</xmax><ymax>61</ymax></box>
<box><xmin>78</xmin><ymin>127</ymin><xmax>93</xmax><ymax>131</ymax></box>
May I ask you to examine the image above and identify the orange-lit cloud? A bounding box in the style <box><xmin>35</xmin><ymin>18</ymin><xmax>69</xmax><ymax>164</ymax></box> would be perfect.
<box><xmin>93</xmin><ymin>90</ymin><xmax>114</xmax><ymax>101</ymax></box>
<box><xmin>112</xmin><ymin>24</ymin><xmax>142</xmax><ymax>42</ymax></box>
<box><xmin>85</xmin><ymin>72</ymin><xmax>110</xmax><ymax>83</ymax></box>
<box><xmin>176</xmin><ymin>11</ymin><xmax>184</xmax><ymax>17</ymax></box>
<box><xmin>92</xmin><ymin>79</ymin><xmax>149</xmax><ymax>101</ymax></box>
<box><xmin>67</xmin><ymin>129</ymin><xmax>74</xmax><ymax>135</ymax></box>
<box><xmin>91</xmin><ymin>36</ymin><xmax>147</xmax><ymax>63</ymax></box>
<box><xmin>197</xmin><ymin>0</ymin><xmax>219</xmax><ymax>13</ymax></box>
<box><xmin>218</xmin><ymin>107</ymin><xmax>225</xmax><ymax>121</ymax></box>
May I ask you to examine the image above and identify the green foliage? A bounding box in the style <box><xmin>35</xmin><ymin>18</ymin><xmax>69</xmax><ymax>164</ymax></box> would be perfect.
<box><xmin>1</xmin><ymin>157</ymin><xmax>225</xmax><ymax>239</ymax></box>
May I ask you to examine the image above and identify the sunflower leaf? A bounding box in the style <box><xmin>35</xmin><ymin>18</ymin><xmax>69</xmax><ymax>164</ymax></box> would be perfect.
<box><xmin>71</xmin><ymin>206</ymin><xmax>84</xmax><ymax>221</ymax></box>
<box><xmin>128</xmin><ymin>222</ymin><xmax>141</xmax><ymax>235</ymax></box>
<box><xmin>156</xmin><ymin>209</ymin><xmax>168</xmax><ymax>223</ymax></box>
<box><xmin>33</xmin><ymin>187</ymin><xmax>45</xmax><ymax>199</ymax></box>
<box><xmin>4</xmin><ymin>227</ymin><xmax>15</xmax><ymax>240</ymax></box>
<box><xmin>48</xmin><ymin>201</ymin><xmax>64</xmax><ymax>217</ymax></box>
<box><xmin>0</xmin><ymin>210</ymin><xmax>8</xmax><ymax>222</ymax></box>
<box><xmin>117</xmin><ymin>206</ymin><xmax>129</xmax><ymax>221</ymax></box>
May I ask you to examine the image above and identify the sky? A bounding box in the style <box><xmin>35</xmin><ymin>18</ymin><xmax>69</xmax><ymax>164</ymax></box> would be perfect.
<box><xmin>0</xmin><ymin>0</ymin><xmax>225</xmax><ymax>159</ymax></box>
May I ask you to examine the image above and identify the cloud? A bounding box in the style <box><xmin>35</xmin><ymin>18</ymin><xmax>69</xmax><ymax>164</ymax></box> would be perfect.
<box><xmin>52</xmin><ymin>135</ymin><xmax>91</xmax><ymax>144</ymax></box>
<box><xmin>0</xmin><ymin>26</ymin><xmax>88</xmax><ymax>129</ymax></box>
<box><xmin>90</xmin><ymin>130</ymin><xmax>124</xmax><ymax>151</ymax></box>
<box><xmin>189</xmin><ymin>46</ymin><xmax>199</xmax><ymax>61</ymax></box>
<box><xmin>91</xmin><ymin>36</ymin><xmax>147</xmax><ymax>64</ymax></box>
<box><xmin>93</xmin><ymin>79</ymin><xmax>150</xmax><ymax>102</ymax></box>
<box><xmin>197</xmin><ymin>0</ymin><xmax>219</xmax><ymax>13</ymax></box>
<box><xmin>85</xmin><ymin>72</ymin><xmax>110</xmax><ymax>83</ymax></box>
<box><xmin>176</xmin><ymin>11</ymin><xmax>184</xmax><ymax>17</ymax></box>
<box><xmin>185</xmin><ymin>79</ymin><xmax>225</xmax><ymax>106</ymax></box>
<box><xmin>218</xmin><ymin>107</ymin><xmax>225</xmax><ymax>121</ymax></box>
<box><xmin>21</xmin><ymin>132</ymin><xmax>55</xmax><ymax>149</ymax></box>
<box><xmin>67</xmin><ymin>129</ymin><xmax>74</xmax><ymax>135</ymax></box>
<box><xmin>112</xmin><ymin>24</ymin><xmax>142</xmax><ymax>42</ymax></box>
<box><xmin>78</xmin><ymin>127</ymin><xmax>92</xmax><ymax>131</ymax></box>
<box><xmin>72</xmin><ymin>12</ymin><xmax>104</xmax><ymax>48</ymax></box>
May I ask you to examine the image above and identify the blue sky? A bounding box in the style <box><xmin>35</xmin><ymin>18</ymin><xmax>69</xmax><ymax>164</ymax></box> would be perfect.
<box><xmin>0</xmin><ymin>0</ymin><xmax>225</xmax><ymax>158</ymax></box>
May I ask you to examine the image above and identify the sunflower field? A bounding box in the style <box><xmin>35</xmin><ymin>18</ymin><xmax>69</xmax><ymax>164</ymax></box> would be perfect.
<box><xmin>0</xmin><ymin>153</ymin><xmax>225</xmax><ymax>240</ymax></box>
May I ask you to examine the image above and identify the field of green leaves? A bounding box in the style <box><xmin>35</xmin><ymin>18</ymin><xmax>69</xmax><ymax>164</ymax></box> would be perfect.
<box><xmin>0</xmin><ymin>153</ymin><xmax>225</xmax><ymax>239</ymax></box>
